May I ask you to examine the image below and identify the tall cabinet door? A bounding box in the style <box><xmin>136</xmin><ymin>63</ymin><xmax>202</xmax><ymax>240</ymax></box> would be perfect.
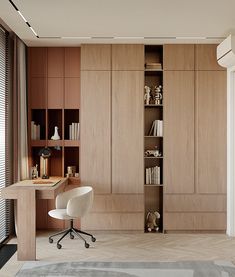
<box><xmin>112</xmin><ymin>71</ymin><xmax>144</xmax><ymax>193</ymax></box>
<box><xmin>164</xmin><ymin>71</ymin><xmax>195</xmax><ymax>194</ymax></box>
<box><xmin>80</xmin><ymin>71</ymin><xmax>111</xmax><ymax>193</ymax></box>
<box><xmin>196</xmin><ymin>71</ymin><xmax>227</xmax><ymax>193</ymax></box>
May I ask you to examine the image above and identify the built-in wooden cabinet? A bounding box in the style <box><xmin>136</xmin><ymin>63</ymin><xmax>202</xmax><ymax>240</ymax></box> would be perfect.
<box><xmin>80</xmin><ymin>71</ymin><xmax>111</xmax><ymax>194</ymax></box>
<box><xmin>196</xmin><ymin>70</ymin><xmax>227</xmax><ymax>194</ymax></box>
<box><xmin>112</xmin><ymin>71</ymin><xmax>144</xmax><ymax>194</ymax></box>
<box><xmin>164</xmin><ymin>71</ymin><xmax>194</xmax><ymax>194</ymax></box>
<box><xmin>28</xmin><ymin>47</ymin><xmax>81</xmax><ymax>230</ymax></box>
<box><xmin>163</xmin><ymin>44</ymin><xmax>194</xmax><ymax>70</ymax></box>
<box><xmin>195</xmin><ymin>44</ymin><xmax>224</xmax><ymax>71</ymax></box>
<box><xmin>164</xmin><ymin>44</ymin><xmax>226</xmax><ymax>232</ymax></box>
<box><xmin>81</xmin><ymin>44</ymin><xmax>111</xmax><ymax>70</ymax></box>
<box><xmin>112</xmin><ymin>44</ymin><xmax>144</xmax><ymax>70</ymax></box>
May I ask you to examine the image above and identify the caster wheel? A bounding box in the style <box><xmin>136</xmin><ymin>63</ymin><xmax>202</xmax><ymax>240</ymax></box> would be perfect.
<box><xmin>85</xmin><ymin>242</ymin><xmax>90</xmax><ymax>248</ymax></box>
<box><xmin>91</xmin><ymin>237</ymin><xmax>96</xmax><ymax>242</ymax></box>
<box><xmin>70</xmin><ymin>234</ymin><xmax>74</xmax><ymax>239</ymax></box>
<box><xmin>57</xmin><ymin>243</ymin><xmax>62</xmax><ymax>249</ymax></box>
<box><xmin>49</xmin><ymin>238</ymin><xmax>53</xmax><ymax>243</ymax></box>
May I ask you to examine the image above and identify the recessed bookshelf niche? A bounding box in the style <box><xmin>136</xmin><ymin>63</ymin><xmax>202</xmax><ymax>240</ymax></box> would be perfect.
<box><xmin>144</xmin><ymin>45</ymin><xmax>164</xmax><ymax>233</ymax></box>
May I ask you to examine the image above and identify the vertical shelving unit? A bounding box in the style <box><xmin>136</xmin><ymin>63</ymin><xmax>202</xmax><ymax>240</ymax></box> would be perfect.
<box><xmin>144</xmin><ymin>45</ymin><xmax>164</xmax><ymax>232</ymax></box>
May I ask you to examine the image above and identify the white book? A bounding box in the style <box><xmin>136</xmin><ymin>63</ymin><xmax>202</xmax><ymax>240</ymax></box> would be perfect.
<box><xmin>74</xmin><ymin>123</ymin><xmax>77</xmax><ymax>140</ymax></box>
<box><xmin>72</xmin><ymin>123</ymin><xmax>75</xmax><ymax>140</ymax></box>
<box><xmin>77</xmin><ymin>123</ymin><xmax>80</xmax><ymax>140</ymax></box>
<box><xmin>157</xmin><ymin>120</ymin><xmax>160</xmax><ymax>136</ymax></box>
<box><xmin>153</xmin><ymin>120</ymin><xmax>157</xmax><ymax>136</ymax></box>
<box><xmin>31</xmin><ymin>121</ymin><xmax>35</xmax><ymax>140</ymax></box>
<box><xmin>158</xmin><ymin>167</ymin><xmax>161</xmax><ymax>184</ymax></box>
<box><xmin>33</xmin><ymin>124</ymin><xmax>37</xmax><ymax>140</ymax></box>
<box><xmin>146</xmin><ymin>168</ymin><xmax>148</xmax><ymax>184</ymax></box>
<box><xmin>69</xmin><ymin>125</ymin><xmax>72</xmax><ymax>140</ymax></box>
<box><xmin>161</xmin><ymin>120</ymin><xmax>163</xmax><ymax>136</ymax></box>
<box><xmin>36</xmin><ymin>125</ymin><xmax>40</xmax><ymax>140</ymax></box>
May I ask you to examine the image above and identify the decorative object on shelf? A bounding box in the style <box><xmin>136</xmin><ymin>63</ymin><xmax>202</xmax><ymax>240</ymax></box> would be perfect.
<box><xmin>38</xmin><ymin>147</ymin><xmax>51</xmax><ymax>179</ymax></box>
<box><xmin>69</xmin><ymin>122</ymin><xmax>80</xmax><ymax>140</ymax></box>
<box><xmin>146</xmin><ymin>211</ymin><xmax>160</xmax><ymax>232</ymax></box>
<box><xmin>154</xmin><ymin>85</ymin><xmax>163</xmax><ymax>105</ymax></box>
<box><xmin>31</xmin><ymin>164</ymin><xmax>38</xmax><ymax>179</ymax></box>
<box><xmin>31</xmin><ymin>121</ymin><xmax>40</xmax><ymax>140</ymax></box>
<box><xmin>144</xmin><ymin>86</ymin><xmax>151</xmax><ymax>105</ymax></box>
<box><xmin>148</xmin><ymin>120</ymin><xmax>163</xmax><ymax>136</ymax></box>
<box><xmin>51</xmin><ymin>126</ymin><xmax>60</xmax><ymax>140</ymax></box>
<box><xmin>66</xmin><ymin>166</ymin><xmax>76</xmax><ymax>177</ymax></box>
<box><xmin>74</xmin><ymin>173</ymin><xmax>79</xmax><ymax>178</ymax></box>
<box><xmin>145</xmin><ymin>147</ymin><xmax>162</xmax><ymax>157</ymax></box>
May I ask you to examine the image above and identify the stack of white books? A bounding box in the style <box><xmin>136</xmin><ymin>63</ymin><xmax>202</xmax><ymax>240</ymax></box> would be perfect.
<box><xmin>148</xmin><ymin>120</ymin><xmax>163</xmax><ymax>136</ymax></box>
<box><xmin>31</xmin><ymin>121</ymin><xmax>40</xmax><ymax>140</ymax></box>
<box><xmin>145</xmin><ymin>166</ymin><xmax>161</xmax><ymax>185</ymax></box>
<box><xmin>69</xmin><ymin>122</ymin><xmax>80</xmax><ymax>140</ymax></box>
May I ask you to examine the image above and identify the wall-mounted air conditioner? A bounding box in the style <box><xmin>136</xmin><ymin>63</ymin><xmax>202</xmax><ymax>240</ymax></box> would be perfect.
<box><xmin>217</xmin><ymin>35</ymin><xmax>235</xmax><ymax>68</ymax></box>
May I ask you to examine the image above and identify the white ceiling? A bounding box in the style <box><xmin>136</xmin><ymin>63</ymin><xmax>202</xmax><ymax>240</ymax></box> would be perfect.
<box><xmin>0</xmin><ymin>0</ymin><xmax>235</xmax><ymax>46</ymax></box>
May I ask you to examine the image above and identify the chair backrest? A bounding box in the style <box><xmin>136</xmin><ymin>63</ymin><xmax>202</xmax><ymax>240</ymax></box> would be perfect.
<box><xmin>66</xmin><ymin>186</ymin><xmax>93</xmax><ymax>218</ymax></box>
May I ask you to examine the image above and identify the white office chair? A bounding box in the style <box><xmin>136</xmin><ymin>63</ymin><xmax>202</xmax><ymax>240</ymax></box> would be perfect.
<box><xmin>48</xmin><ymin>186</ymin><xmax>96</xmax><ymax>249</ymax></box>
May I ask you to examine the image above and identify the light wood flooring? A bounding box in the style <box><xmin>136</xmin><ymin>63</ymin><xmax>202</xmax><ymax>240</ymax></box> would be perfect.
<box><xmin>1</xmin><ymin>231</ymin><xmax>235</xmax><ymax>276</ymax></box>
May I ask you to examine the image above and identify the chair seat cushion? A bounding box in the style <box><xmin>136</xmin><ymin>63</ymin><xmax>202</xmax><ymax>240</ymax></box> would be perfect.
<box><xmin>48</xmin><ymin>209</ymin><xmax>75</xmax><ymax>220</ymax></box>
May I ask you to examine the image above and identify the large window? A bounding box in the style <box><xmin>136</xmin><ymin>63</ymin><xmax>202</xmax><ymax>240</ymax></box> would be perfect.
<box><xmin>0</xmin><ymin>26</ymin><xmax>10</xmax><ymax>243</ymax></box>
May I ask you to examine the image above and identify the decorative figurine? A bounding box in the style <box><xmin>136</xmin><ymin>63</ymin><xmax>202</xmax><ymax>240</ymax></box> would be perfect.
<box><xmin>51</xmin><ymin>126</ymin><xmax>60</xmax><ymax>140</ymax></box>
<box><xmin>154</xmin><ymin>85</ymin><xmax>163</xmax><ymax>105</ymax></box>
<box><xmin>144</xmin><ymin>85</ymin><xmax>151</xmax><ymax>105</ymax></box>
<box><xmin>146</xmin><ymin>211</ymin><xmax>160</xmax><ymax>232</ymax></box>
<box><xmin>31</xmin><ymin>164</ymin><xmax>38</xmax><ymax>179</ymax></box>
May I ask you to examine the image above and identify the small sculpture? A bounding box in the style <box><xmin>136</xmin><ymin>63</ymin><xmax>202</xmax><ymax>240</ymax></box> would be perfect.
<box><xmin>51</xmin><ymin>126</ymin><xmax>60</xmax><ymax>140</ymax></box>
<box><xmin>144</xmin><ymin>85</ymin><xmax>151</xmax><ymax>105</ymax></box>
<box><xmin>146</xmin><ymin>211</ymin><xmax>160</xmax><ymax>232</ymax></box>
<box><xmin>154</xmin><ymin>85</ymin><xmax>163</xmax><ymax>105</ymax></box>
<box><xmin>31</xmin><ymin>164</ymin><xmax>38</xmax><ymax>179</ymax></box>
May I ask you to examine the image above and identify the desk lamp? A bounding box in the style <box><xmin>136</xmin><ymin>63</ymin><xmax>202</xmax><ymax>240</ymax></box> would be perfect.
<box><xmin>38</xmin><ymin>147</ymin><xmax>51</xmax><ymax>179</ymax></box>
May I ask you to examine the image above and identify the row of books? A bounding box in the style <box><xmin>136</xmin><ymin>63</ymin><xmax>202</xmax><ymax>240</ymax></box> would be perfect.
<box><xmin>145</xmin><ymin>62</ymin><xmax>162</xmax><ymax>70</ymax></box>
<box><xmin>31</xmin><ymin>121</ymin><xmax>40</xmax><ymax>140</ymax></box>
<box><xmin>69</xmin><ymin>122</ymin><xmax>80</xmax><ymax>140</ymax></box>
<box><xmin>149</xmin><ymin>120</ymin><xmax>163</xmax><ymax>136</ymax></box>
<box><xmin>145</xmin><ymin>166</ymin><xmax>161</xmax><ymax>185</ymax></box>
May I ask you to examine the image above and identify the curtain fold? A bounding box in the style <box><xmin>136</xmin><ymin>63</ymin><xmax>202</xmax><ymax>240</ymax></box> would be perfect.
<box><xmin>12</xmin><ymin>36</ymin><xmax>29</xmax><ymax>182</ymax></box>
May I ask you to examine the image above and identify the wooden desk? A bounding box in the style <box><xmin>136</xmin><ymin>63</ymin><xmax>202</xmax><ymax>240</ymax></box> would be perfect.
<box><xmin>0</xmin><ymin>177</ymin><xmax>68</xmax><ymax>261</ymax></box>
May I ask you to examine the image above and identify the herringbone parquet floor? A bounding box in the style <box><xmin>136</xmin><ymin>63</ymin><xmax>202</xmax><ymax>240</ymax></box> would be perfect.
<box><xmin>1</xmin><ymin>231</ymin><xmax>235</xmax><ymax>276</ymax></box>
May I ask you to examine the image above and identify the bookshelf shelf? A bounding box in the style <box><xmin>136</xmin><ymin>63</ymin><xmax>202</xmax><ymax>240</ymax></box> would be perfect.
<box><xmin>145</xmin><ymin>104</ymin><xmax>163</xmax><ymax>107</ymax></box>
<box><xmin>144</xmin><ymin>45</ymin><xmax>164</xmax><ymax>233</ymax></box>
<box><xmin>144</xmin><ymin>184</ymin><xmax>163</xmax><ymax>187</ymax></box>
<box><xmin>144</xmin><ymin>156</ymin><xmax>163</xmax><ymax>159</ymax></box>
<box><xmin>144</xmin><ymin>136</ymin><xmax>163</xmax><ymax>138</ymax></box>
<box><xmin>64</xmin><ymin>140</ymin><xmax>80</xmax><ymax>147</ymax></box>
<box><xmin>47</xmin><ymin>140</ymin><xmax>63</xmax><ymax>147</ymax></box>
<box><xmin>30</xmin><ymin>140</ymin><xmax>46</xmax><ymax>147</ymax></box>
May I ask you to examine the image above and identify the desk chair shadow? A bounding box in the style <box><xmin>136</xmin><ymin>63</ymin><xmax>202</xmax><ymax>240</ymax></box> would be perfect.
<box><xmin>48</xmin><ymin>186</ymin><xmax>96</xmax><ymax>249</ymax></box>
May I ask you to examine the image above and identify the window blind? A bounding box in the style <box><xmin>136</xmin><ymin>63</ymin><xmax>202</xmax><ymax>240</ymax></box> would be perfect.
<box><xmin>0</xmin><ymin>26</ymin><xmax>10</xmax><ymax>243</ymax></box>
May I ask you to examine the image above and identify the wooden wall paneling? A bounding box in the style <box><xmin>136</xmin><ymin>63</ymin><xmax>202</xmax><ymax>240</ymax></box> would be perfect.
<box><xmin>195</xmin><ymin>44</ymin><xmax>225</xmax><ymax>71</ymax></box>
<box><xmin>64</xmin><ymin>78</ymin><xmax>80</xmax><ymax>108</ymax></box>
<box><xmin>80</xmin><ymin>71</ymin><xmax>111</xmax><ymax>193</ymax></box>
<box><xmin>164</xmin><ymin>213</ymin><xmax>226</xmax><ymax>230</ymax></box>
<box><xmin>47</xmin><ymin>48</ymin><xmax>64</xmax><ymax>77</ymax></box>
<box><xmin>81</xmin><ymin>45</ymin><xmax>111</xmax><ymax>70</ymax></box>
<box><xmin>163</xmin><ymin>45</ymin><xmax>195</xmax><ymax>70</ymax></box>
<box><xmin>36</xmin><ymin>199</ymin><xmax>48</xmax><ymax>229</ymax></box>
<box><xmin>82</xmin><ymin>213</ymin><xmax>144</xmax><ymax>230</ymax></box>
<box><xmin>165</xmin><ymin>195</ymin><xmax>226</xmax><ymax>212</ymax></box>
<box><xmin>90</xmin><ymin>194</ymin><xmax>144</xmax><ymax>212</ymax></box>
<box><xmin>164</xmin><ymin>71</ymin><xmax>195</xmax><ymax>193</ymax></box>
<box><xmin>196</xmin><ymin>71</ymin><xmax>227</xmax><ymax>193</ymax></box>
<box><xmin>47</xmin><ymin>78</ymin><xmax>64</xmax><ymax>108</ymax></box>
<box><xmin>112</xmin><ymin>71</ymin><xmax>144</xmax><ymax>194</ymax></box>
<box><xmin>30</xmin><ymin>78</ymin><xmax>47</xmax><ymax>109</ymax></box>
<box><xmin>65</xmin><ymin>48</ymin><xmax>80</xmax><ymax>77</ymax></box>
<box><xmin>29</xmin><ymin>47</ymin><xmax>47</xmax><ymax>77</ymax></box>
<box><xmin>112</xmin><ymin>44</ymin><xmax>144</xmax><ymax>70</ymax></box>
